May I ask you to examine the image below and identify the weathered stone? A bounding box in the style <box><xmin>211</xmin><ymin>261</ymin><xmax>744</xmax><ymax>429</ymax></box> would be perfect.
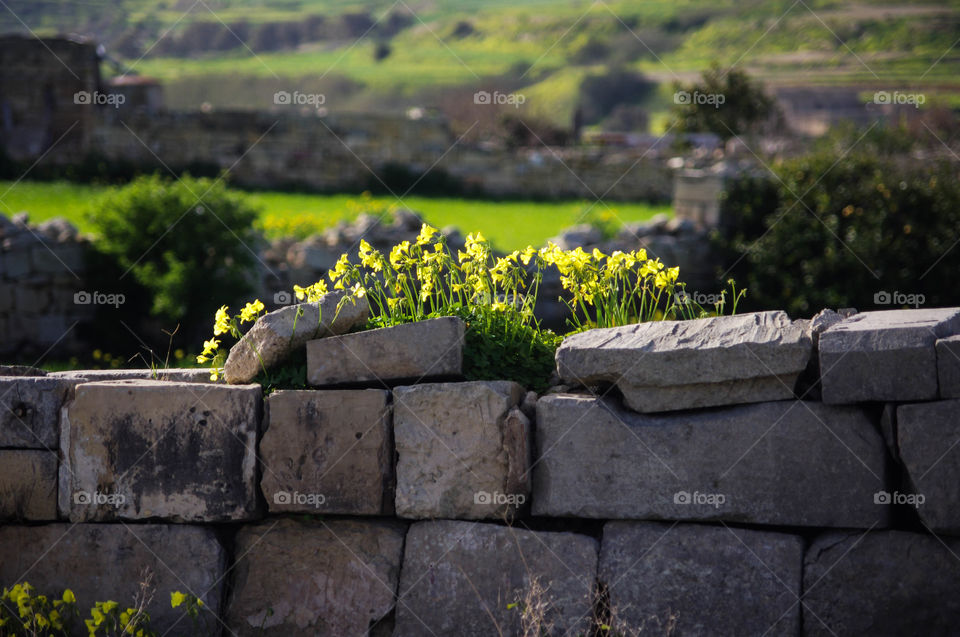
<box><xmin>49</xmin><ymin>368</ymin><xmax>215</xmax><ymax>383</ymax></box>
<box><xmin>307</xmin><ymin>316</ymin><xmax>464</xmax><ymax>387</ymax></box>
<box><xmin>13</xmin><ymin>286</ymin><xmax>47</xmax><ymax>312</ymax></box>
<box><xmin>30</xmin><ymin>243</ymin><xmax>85</xmax><ymax>273</ymax></box>
<box><xmin>803</xmin><ymin>530</ymin><xmax>960</xmax><ymax>636</ymax></box>
<box><xmin>225</xmin><ymin>518</ymin><xmax>405</xmax><ymax>636</ymax></box>
<box><xmin>393</xmin><ymin>381</ymin><xmax>527</xmax><ymax>519</ymax></box>
<box><xmin>224</xmin><ymin>290</ymin><xmax>369</xmax><ymax>384</ymax></box>
<box><xmin>897</xmin><ymin>400</ymin><xmax>960</xmax><ymax>534</ymax></box>
<box><xmin>556</xmin><ymin>311</ymin><xmax>812</xmax><ymax>413</ymax></box>
<box><xmin>819</xmin><ymin>308</ymin><xmax>960</xmax><ymax>403</ymax></box>
<box><xmin>795</xmin><ymin>308</ymin><xmax>846</xmax><ymax>401</ymax></box>
<box><xmin>936</xmin><ymin>334</ymin><xmax>960</xmax><ymax>399</ymax></box>
<box><xmin>533</xmin><ymin>395</ymin><xmax>889</xmax><ymax>527</ymax></box>
<box><xmin>0</xmin><ymin>450</ymin><xmax>58</xmax><ymax>520</ymax></box>
<box><xmin>1</xmin><ymin>248</ymin><xmax>31</xmax><ymax>278</ymax></box>
<box><xmin>395</xmin><ymin>520</ymin><xmax>598</xmax><ymax>637</ymax></box>
<box><xmin>0</xmin><ymin>523</ymin><xmax>225</xmax><ymax>636</ymax></box>
<box><xmin>0</xmin><ymin>376</ymin><xmax>81</xmax><ymax>448</ymax></box>
<box><xmin>0</xmin><ymin>365</ymin><xmax>46</xmax><ymax>376</ymax></box>
<box><xmin>261</xmin><ymin>389</ymin><xmax>392</xmax><ymax>515</ymax></box>
<box><xmin>600</xmin><ymin>521</ymin><xmax>803</xmax><ymax>636</ymax></box>
<box><xmin>59</xmin><ymin>380</ymin><xmax>261</xmax><ymax>522</ymax></box>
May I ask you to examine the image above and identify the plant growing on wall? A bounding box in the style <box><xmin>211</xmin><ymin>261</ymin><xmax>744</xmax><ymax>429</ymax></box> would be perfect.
<box><xmin>197</xmin><ymin>223</ymin><xmax>739</xmax><ymax>390</ymax></box>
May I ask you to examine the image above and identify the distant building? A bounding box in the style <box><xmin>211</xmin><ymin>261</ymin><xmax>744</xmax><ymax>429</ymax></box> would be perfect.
<box><xmin>0</xmin><ymin>33</ymin><xmax>100</xmax><ymax>161</ymax></box>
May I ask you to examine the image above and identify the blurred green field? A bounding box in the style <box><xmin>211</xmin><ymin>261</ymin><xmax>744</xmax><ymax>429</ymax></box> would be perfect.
<box><xmin>0</xmin><ymin>180</ymin><xmax>669</xmax><ymax>251</ymax></box>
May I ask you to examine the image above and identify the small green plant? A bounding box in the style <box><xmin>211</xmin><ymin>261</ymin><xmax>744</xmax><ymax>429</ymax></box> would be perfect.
<box><xmin>170</xmin><ymin>591</ymin><xmax>211</xmax><ymax>636</ymax></box>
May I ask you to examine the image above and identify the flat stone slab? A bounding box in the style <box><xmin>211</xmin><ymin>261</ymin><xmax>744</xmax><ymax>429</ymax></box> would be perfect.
<box><xmin>819</xmin><ymin>308</ymin><xmax>960</xmax><ymax>403</ymax></box>
<box><xmin>0</xmin><ymin>523</ymin><xmax>226</xmax><ymax>636</ymax></box>
<box><xmin>307</xmin><ymin>316</ymin><xmax>465</xmax><ymax>386</ymax></box>
<box><xmin>556</xmin><ymin>311</ymin><xmax>811</xmax><ymax>413</ymax></box>
<box><xmin>533</xmin><ymin>395</ymin><xmax>889</xmax><ymax>527</ymax></box>
<box><xmin>0</xmin><ymin>449</ymin><xmax>58</xmax><ymax>520</ymax></box>
<box><xmin>803</xmin><ymin>530</ymin><xmax>960</xmax><ymax>636</ymax></box>
<box><xmin>897</xmin><ymin>400</ymin><xmax>960</xmax><ymax>534</ymax></box>
<box><xmin>261</xmin><ymin>389</ymin><xmax>392</xmax><ymax>515</ymax></box>
<box><xmin>224</xmin><ymin>290</ymin><xmax>370</xmax><ymax>384</ymax></box>
<box><xmin>59</xmin><ymin>380</ymin><xmax>261</xmax><ymax>522</ymax></box>
<box><xmin>600</xmin><ymin>522</ymin><xmax>803</xmax><ymax>636</ymax></box>
<box><xmin>395</xmin><ymin>520</ymin><xmax>598</xmax><ymax>637</ymax></box>
<box><xmin>49</xmin><ymin>368</ymin><xmax>215</xmax><ymax>383</ymax></box>
<box><xmin>936</xmin><ymin>334</ymin><xmax>960</xmax><ymax>399</ymax></box>
<box><xmin>0</xmin><ymin>376</ymin><xmax>82</xmax><ymax>448</ymax></box>
<box><xmin>393</xmin><ymin>381</ymin><xmax>528</xmax><ymax>519</ymax></box>
<box><xmin>225</xmin><ymin>518</ymin><xmax>405</xmax><ymax>636</ymax></box>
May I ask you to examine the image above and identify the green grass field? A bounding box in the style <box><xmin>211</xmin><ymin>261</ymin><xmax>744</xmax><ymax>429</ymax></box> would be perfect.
<box><xmin>0</xmin><ymin>180</ymin><xmax>669</xmax><ymax>251</ymax></box>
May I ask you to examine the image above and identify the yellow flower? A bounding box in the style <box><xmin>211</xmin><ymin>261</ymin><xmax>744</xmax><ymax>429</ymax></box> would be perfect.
<box><xmin>209</xmin><ymin>368</ymin><xmax>220</xmax><ymax>382</ymax></box>
<box><xmin>416</xmin><ymin>223</ymin><xmax>439</xmax><ymax>246</ymax></box>
<box><xmin>62</xmin><ymin>590</ymin><xmax>76</xmax><ymax>604</ymax></box>
<box><xmin>293</xmin><ymin>284</ymin><xmax>307</xmax><ymax>301</ymax></box>
<box><xmin>350</xmin><ymin>283</ymin><xmax>366</xmax><ymax>298</ymax></box>
<box><xmin>171</xmin><ymin>592</ymin><xmax>187</xmax><ymax>609</ymax></box>
<box><xmin>520</xmin><ymin>246</ymin><xmax>537</xmax><ymax>265</ymax></box>
<box><xmin>239</xmin><ymin>300</ymin><xmax>264</xmax><ymax>324</ymax></box>
<box><xmin>213</xmin><ymin>305</ymin><xmax>231</xmax><ymax>336</ymax></box>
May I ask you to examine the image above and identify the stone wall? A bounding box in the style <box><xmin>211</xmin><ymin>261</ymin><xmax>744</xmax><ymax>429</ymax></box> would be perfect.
<box><xmin>0</xmin><ymin>213</ymin><xmax>93</xmax><ymax>358</ymax></box>
<box><xmin>2</xmin><ymin>307</ymin><xmax>960</xmax><ymax>635</ymax></box>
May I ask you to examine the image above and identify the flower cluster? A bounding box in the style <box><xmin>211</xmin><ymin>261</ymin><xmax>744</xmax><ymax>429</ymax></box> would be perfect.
<box><xmin>0</xmin><ymin>584</ymin><xmax>75</xmax><ymax>634</ymax></box>
<box><xmin>197</xmin><ymin>300</ymin><xmax>267</xmax><ymax>380</ymax></box>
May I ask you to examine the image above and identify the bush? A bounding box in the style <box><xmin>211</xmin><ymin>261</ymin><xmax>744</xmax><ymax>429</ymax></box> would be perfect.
<box><xmin>717</xmin><ymin>149</ymin><xmax>960</xmax><ymax>316</ymax></box>
<box><xmin>89</xmin><ymin>173</ymin><xmax>260</xmax><ymax>334</ymax></box>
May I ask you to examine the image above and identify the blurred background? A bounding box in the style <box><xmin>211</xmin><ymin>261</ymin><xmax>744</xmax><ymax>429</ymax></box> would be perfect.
<box><xmin>0</xmin><ymin>0</ymin><xmax>958</xmax><ymax>366</ymax></box>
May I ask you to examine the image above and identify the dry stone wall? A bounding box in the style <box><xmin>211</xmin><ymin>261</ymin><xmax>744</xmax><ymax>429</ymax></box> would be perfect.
<box><xmin>2</xmin><ymin>308</ymin><xmax>960</xmax><ymax>636</ymax></box>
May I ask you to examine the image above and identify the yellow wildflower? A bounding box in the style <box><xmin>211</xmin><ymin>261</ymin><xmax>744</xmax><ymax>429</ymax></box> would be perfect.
<box><xmin>213</xmin><ymin>305</ymin><xmax>230</xmax><ymax>336</ymax></box>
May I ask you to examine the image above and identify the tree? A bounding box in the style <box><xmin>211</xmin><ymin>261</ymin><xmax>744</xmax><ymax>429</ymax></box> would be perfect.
<box><xmin>669</xmin><ymin>65</ymin><xmax>775</xmax><ymax>140</ymax></box>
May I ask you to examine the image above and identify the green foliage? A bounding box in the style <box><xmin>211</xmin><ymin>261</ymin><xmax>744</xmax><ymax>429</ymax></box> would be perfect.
<box><xmin>0</xmin><ymin>583</ymin><xmax>158</xmax><ymax>637</ymax></box>
<box><xmin>717</xmin><ymin>140</ymin><xmax>960</xmax><ymax>316</ymax></box>
<box><xmin>669</xmin><ymin>65</ymin><xmax>776</xmax><ymax>140</ymax></box>
<box><xmin>88</xmin><ymin>173</ymin><xmax>260</xmax><ymax>330</ymax></box>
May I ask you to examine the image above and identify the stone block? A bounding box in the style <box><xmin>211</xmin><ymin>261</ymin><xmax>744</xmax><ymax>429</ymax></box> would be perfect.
<box><xmin>897</xmin><ymin>399</ymin><xmax>960</xmax><ymax>534</ymax></box>
<box><xmin>533</xmin><ymin>395</ymin><xmax>889</xmax><ymax>527</ymax></box>
<box><xmin>556</xmin><ymin>311</ymin><xmax>811</xmax><ymax>412</ymax></box>
<box><xmin>59</xmin><ymin>380</ymin><xmax>261</xmax><ymax>522</ymax></box>
<box><xmin>0</xmin><ymin>449</ymin><xmax>58</xmax><ymax>520</ymax></box>
<box><xmin>393</xmin><ymin>381</ymin><xmax>528</xmax><ymax>519</ymax></box>
<box><xmin>225</xmin><ymin>519</ymin><xmax>405</xmax><ymax>636</ymax></box>
<box><xmin>307</xmin><ymin>316</ymin><xmax>464</xmax><ymax>386</ymax></box>
<box><xmin>224</xmin><ymin>290</ymin><xmax>369</xmax><ymax>384</ymax></box>
<box><xmin>0</xmin><ymin>376</ymin><xmax>81</xmax><ymax>448</ymax></box>
<box><xmin>599</xmin><ymin>521</ymin><xmax>803</xmax><ymax>636</ymax></box>
<box><xmin>0</xmin><ymin>523</ymin><xmax>226</xmax><ymax>636</ymax></box>
<box><xmin>936</xmin><ymin>334</ymin><xmax>960</xmax><ymax>398</ymax></box>
<box><xmin>820</xmin><ymin>308</ymin><xmax>960</xmax><ymax>403</ymax></box>
<box><xmin>395</xmin><ymin>520</ymin><xmax>598</xmax><ymax>637</ymax></box>
<box><xmin>803</xmin><ymin>530</ymin><xmax>960</xmax><ymax>636</ymax></box>
<box><xmin>260</xmin><ymin>389</ymin><xmax>392</xmax><ymax>515</ymax></box>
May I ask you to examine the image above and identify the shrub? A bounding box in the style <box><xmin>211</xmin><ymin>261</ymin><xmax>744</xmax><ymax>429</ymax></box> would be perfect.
<box><xmin>717</xmin><ymin>149</ymin><xmax>960</xmax><ymax>316</ymax></box>
<box><xmin>89</xmin><ymin>173</ymin><xmax>260</xmax><ymax>334</ymax></box>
